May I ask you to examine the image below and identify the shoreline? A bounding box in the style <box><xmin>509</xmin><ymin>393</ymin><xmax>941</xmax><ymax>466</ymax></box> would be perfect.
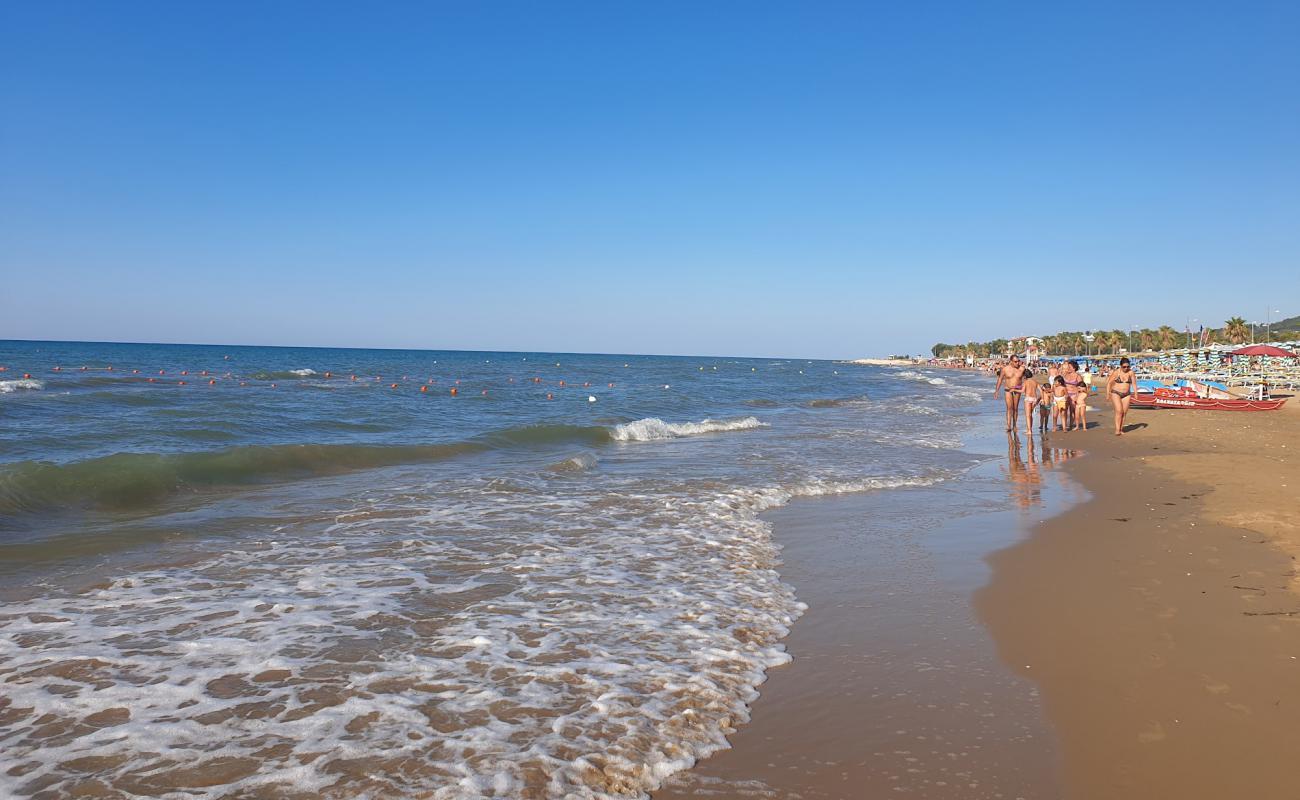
<box><xmin>658</xmin><ymin>408</ymin><xmax>1074</xmax><ymax>798</ymax></box>
<box><xmin>659</xmin><ymin>392</ymin><xmax>1300</xmax><ymax>799</ymax></box>
<box><xmin>977</xmin><ymin>397</ymin><xmax>1300</xmax><ymax>798</ymax></box>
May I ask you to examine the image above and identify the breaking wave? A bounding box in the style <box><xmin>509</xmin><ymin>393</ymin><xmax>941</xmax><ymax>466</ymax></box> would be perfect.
<box><xmin>610</xmin><ymin>417</ymin><xmax>767</xmax><ymax>442</ymax></box>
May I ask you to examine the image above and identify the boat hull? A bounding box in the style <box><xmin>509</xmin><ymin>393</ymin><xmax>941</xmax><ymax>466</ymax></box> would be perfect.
<box><xmin>1131</xmin><ymin>393</ymin><xmax>1288</xmax><ymax>411</ymax></box>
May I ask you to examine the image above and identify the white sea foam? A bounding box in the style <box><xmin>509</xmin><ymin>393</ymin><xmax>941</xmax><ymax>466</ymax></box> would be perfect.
<box><xmin>0</xmin><ymin>379</ymin><xmax>43</xmax><ymax>393</ymax></box>
<box><xmin>290</xmin><ymin>368</ymin><xmax>318</xmax><ymax>376</ymax></box>
<box><xmin>0</xmin><ymin>471</ymin><xmax>815</xmax><ymax>799</ymax></box>
<box><xmin>610</xmin><ymin>416</ymin><xmax>767</xmax><ymax>442</ymax></box>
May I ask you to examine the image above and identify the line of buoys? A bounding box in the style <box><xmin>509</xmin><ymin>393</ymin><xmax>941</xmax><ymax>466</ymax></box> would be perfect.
<box><xmin>178</xmin><ymin>380</ymin><xmax>186</xmax><ymax>385</ymax></box>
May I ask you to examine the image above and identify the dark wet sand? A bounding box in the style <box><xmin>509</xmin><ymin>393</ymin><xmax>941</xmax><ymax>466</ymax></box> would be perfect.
<box><xmin>659</xmin><ymin>443</ymin><xmax>1077</xmax><ymax>799</ymax></box>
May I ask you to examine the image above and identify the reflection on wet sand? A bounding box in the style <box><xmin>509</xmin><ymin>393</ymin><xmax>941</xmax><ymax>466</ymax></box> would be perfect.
<box><xmin>1002</xmin><ymin>433</ymin><xmax>1080</xmax><ymax>509</ymax></box>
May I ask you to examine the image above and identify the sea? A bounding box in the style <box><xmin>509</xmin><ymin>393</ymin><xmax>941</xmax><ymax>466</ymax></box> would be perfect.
<box><xmin>0</xmin><ymin>340</ymin><xmax>992</xmax><ymax>799</ymax></box>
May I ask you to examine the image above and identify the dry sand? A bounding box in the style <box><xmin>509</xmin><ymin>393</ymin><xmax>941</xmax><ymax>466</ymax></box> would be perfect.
<box><xmin>659</xmin><ymin>390</ymin><xmax>1300</xmax><ymax>799</ymax></box>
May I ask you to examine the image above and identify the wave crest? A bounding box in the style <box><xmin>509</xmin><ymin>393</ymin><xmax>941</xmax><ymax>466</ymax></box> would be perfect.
<box><xmin>610</xmin><ymin>416</ymin><xmax>767</xmax><ymax>442</ymax></box>
<box><xmin>0</xmin><ymin>379</ymin><xmax>44</xmax><ymax>393</ymax></box>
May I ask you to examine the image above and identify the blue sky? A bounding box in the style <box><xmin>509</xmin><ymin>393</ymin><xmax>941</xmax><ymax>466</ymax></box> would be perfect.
<box><xmin>2</xmin><ymin>1</ymin><xmax>1297</xmax><ymax>358</ymax></box>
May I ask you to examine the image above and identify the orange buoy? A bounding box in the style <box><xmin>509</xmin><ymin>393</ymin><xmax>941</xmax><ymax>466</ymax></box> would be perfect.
<box><xmin>481</xmin><ymin>389</ymin><xmax>488</xmax><ymax>396</ymax></box>
<box><xmin>420</xmin><ymin>385</ymin><xmax>428</xmax><ymax>393</ymax></box>
<box><xmin>559</xmin><ymin>381</ymin><xmax>566</xmax><ymax>387</ymax></box>
<box><xmin>450</xmin><ymin>387</ymin><xmax>458</xmax><ymax>396</ymax></box>
<box><xmin>181</xmin><ymin>370</ymin><xmax>188</xmax><ymax>376</ymax></box>
<box><xmin>324</xmin><ymin>372</ymin><xmax>332</xmax><ymax>378</ymax></box>
<box><xmin>533</xmin><ymin>377</ymin><xmax>541</xmax><ymax>383</ymax></box>
<box><xmin>351</xmin><ymin>374</ymin><xmax>357</xmax><ymax>381</ymax></box>
<box><xmin>546</xmin><ymin>392</ymin><xmax>554</xmax><ymax>400</ymax></box>
<box><xmin>390</xmin><ymin>383</ymin><xmax>398</xmax><ymax>389</ymax></box>
<box><xmin>208</xmin><ymin>379</ymin><xmax>216</xmax><ymax>385</ymax></box>
<box><xmin>23</xmin><ymin>373</ymin><xmax>32</xmax><ymax>379</ymax></box>
<box><xmin>178</xmin><ymin>380</ymin><xmax>187</xmax><ymax>385</ymax></box>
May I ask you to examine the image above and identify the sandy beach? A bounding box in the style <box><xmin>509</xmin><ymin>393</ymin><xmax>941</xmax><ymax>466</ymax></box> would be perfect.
<box><xmin>660</xmin><ymin>388</ymin><xmax>1300</xmax><ymax>799</ymax></box>
<box><xmin>979</xmin><ymin>394</ymin><xmax>1300</xmax><ymax>799</ymax></box>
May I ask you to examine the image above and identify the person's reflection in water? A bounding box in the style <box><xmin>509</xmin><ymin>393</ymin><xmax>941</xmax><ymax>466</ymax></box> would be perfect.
<box><xmin>1004</xmin><ymin>432</ymin><xmax>1043</xmax><ymax>509</ymax></box>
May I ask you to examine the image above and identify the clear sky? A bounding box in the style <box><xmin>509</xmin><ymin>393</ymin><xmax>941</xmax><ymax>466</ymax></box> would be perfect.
<box><xmin>2</xmin><ymin>1</ymin><xmax>1297</xmax><ymax>358</ymax></box>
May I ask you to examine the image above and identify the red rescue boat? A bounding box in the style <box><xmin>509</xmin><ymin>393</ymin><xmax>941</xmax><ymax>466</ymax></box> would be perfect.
<box><xmin>1132</xmin><ymin>386</ymin><xmax>1288</xmax><ymax>412</ymax></box>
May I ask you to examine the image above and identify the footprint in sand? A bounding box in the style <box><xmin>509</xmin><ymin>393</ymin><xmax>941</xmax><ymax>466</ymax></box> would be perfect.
<box><xmin>1138</xmin><ymin>721</ymin><xmax>1167</xmax><ymax>743</ymax></box>
<box><xmin>1201</xmin><ymin>677</ymin><xmax>1230</xmax><ymax>695</ymax></box>
<box><xmin>1225</xmin><ymin>702</ymin><xmax>1252</xmax><ymax>715</ymax></box>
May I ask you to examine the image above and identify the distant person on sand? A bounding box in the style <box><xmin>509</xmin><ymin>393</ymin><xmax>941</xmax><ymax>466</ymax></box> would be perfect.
<box><xmin>1051</xmin><ymin>376</ymin><xmax>1070</xmax><ymax>431</ymax></box>
<box><xmin>1020</xmin><ymin>368</ymin><xmax>1041</xmax><ymax>436</ymax></box>
<box><xmin>1105</xmin><ymin>357</ymin><xmax>1135</xmax><ymax>436</ymax></box>
<box><xmin>994</xmin><ymin>354</ymin><xmax>1027</xmax><ymax>432</ymax></box>
<box><xmin>1061</xmin><ymin>360</ymin><xmax>1088</xmax><ymax>431</ymax></box>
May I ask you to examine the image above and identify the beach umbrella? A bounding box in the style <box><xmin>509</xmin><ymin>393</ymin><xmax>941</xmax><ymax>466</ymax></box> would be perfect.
<box><xmin>1227</xmin><ymin>345</ymin><xmax>1297</xmax><ymax>389</ymax></box>
<box><xmin>1227</xmin><ymin>345</ymin><xmax>1298</xmax><ymax>358</ymax></box>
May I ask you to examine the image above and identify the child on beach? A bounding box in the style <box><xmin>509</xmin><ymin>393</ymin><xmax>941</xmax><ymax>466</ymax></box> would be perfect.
<box><xmin>1051</xmin><ymin>376</ymin><xmax>1070</xmax><ymax>432</ymax></box>
<box><xmin>1021</xmin><ymin>369</ymin><xmax>1041</xmax><ymax>436</ymax></box>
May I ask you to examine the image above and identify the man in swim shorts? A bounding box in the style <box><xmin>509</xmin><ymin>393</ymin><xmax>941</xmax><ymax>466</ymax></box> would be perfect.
<box><xmin>993</xmin><ymin>354</ymin><xmax>1027</xmax><ymax>432</ymax></box>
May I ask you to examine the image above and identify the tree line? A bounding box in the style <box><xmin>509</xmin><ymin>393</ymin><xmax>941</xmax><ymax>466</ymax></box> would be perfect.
<box><xmin>931</xmin><ymin>318</ymin><xmax>1299</xmax><ymax>359</ymax></box>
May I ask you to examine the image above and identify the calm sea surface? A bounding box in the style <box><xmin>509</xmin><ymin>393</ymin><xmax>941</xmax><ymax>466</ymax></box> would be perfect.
<box><xmin>0</xmin><ymin>340</ymin><xmax>989</xmax><ymax>798</ymax></box>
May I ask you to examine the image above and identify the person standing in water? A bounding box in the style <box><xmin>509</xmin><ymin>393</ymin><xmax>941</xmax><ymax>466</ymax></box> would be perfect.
<box><xmin>1105</xmin><ymin>356</ymin><xmax>1136</xmax><ymax>436</ymax></box>
<box><xmin>993</xmin><ymin>354</ymin><xmax>1027</xmax><ymax>432</ymax></box>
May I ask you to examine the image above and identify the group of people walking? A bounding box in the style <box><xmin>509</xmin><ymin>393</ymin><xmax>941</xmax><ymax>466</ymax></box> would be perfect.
<box><xmin>994</xmin><ymin>354</ymin><xmax>1136</xmax><ymax>436</ymax></box>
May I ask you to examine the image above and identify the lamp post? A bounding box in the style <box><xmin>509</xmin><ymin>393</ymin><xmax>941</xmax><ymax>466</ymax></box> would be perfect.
<box><xmin>1265</xmin><ymin>309</ymin><xmax>1281</xmax><ymax>342</ymax></box>
<box><xmin>1251</xmin><ymin>321</ymin><xmax>1257</xmax><ymax>344</ymax></box>
<box><xmin>1186</xmin><ymin>318</ymin><xmax>1198</xmax><ymax>350</ymax></box>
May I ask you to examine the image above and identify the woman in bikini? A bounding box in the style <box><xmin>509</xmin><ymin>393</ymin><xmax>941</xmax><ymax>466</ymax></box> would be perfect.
<box><xmin>1105</xmin><ymin>356</ymin><xmax>1135</xmax><ymax>436</ymax></box>
<box><xmin>1061</xmin><ymin>360</ymin><xmax>1088</xmax><ymax>431</ymax></box>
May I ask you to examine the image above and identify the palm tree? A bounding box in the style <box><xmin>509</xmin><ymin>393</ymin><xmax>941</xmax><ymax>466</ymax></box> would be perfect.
<box><xmin>1224</xmin><ymin>317</ymin><xmax>1249</xmax><ymax>344</ymax></box>
<box><xmin>1156</xmin><ymin>325</ymin><xmax>1178</xmax><ymax>350</ymax></box>
<box><xmin>1092</xmin><ymin>331</ymin><xmax>1112</xmax><ymax>354</ymax></box>
<box><xmin>1139</xmin><ymin>328</ymin><xmax>1156</xmax><ymax>351</ymax></box>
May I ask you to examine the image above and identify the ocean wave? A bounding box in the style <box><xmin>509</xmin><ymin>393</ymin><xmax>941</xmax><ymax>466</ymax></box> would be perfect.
<box><xmin>546</xmin><ymin>452</ymin><xmax>599</xmax><ymax>472</ymax></box>
<box><xmin>0</xmin><ymin>475</ymin><xmax>806</xmax><ymax>798</ymax></box>
<box><xmin>806</xmin><ymin>395</ymin><xmax>869</xmax><ymax>408</ymax></box>
<box><xmin>249</xmin><ymin>368</ymin><xmax>318</xmax><ymax>380</ymax></box>
<box><xmin>0</xmin><ymin>423</ymin><xmax>616</xmax><ymax>516</ymax></box>
<box><xmin>610</xmin><ymin>416</ymin><xmax>767</xmax><ymax>442</ymax></box>
<box><xmin>0</xmin><ymin>379</ymin><xmax>44</xmax><ymax>393</ymax></box>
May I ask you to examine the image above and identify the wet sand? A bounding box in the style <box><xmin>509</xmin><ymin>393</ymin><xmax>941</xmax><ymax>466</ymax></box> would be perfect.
<box><xmin>978</xmin><ymin>395</ymin><xmax>1300</xmax><ymax>799</ymax></box>
<box><xmin>659</xmin><ymin>429</ymin><xmax>1079</xmax><ymax>799</ymax></box>
<box><xmin>660</xmin><ymin>391</ymin><xmax>1300</xmax><ymax>799</ymax></box>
